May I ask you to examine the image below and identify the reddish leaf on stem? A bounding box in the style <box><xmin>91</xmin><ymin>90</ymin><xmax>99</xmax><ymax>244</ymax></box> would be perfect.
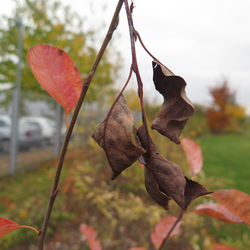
<box><xmin>0</xmin><ymin>217</ymin><xmax>39</xmax><ymax>238</ymax></box>
<box><xmin>91</xmin><ymin>94</ymin><xmax>146</xmax><ymax>180</ymax></box>
<box><xmin>0</xmin><ymin>217</ymin><xmax>21</xmax><ymax>238</ymax></box>
<box><xmin>209</xmin><ymin>243</ymin><xmax>238</xmax><ymax>250</ymax></box>
<box><xmin>127</xmin><ymin>248</ymin><xmax>147</xmax><ymax>250</ymax></box>
<box><xmin>80</xmin><ymin>224</ymin><xmax>102</xmax><ymax>250</ymax></box>
<box><xmin>181</xmin><ymin>138</ymin><xmax>203</xmax><ymax>176</ymax></box>
<box><xmin>27</xmin><ymin>44</ymin><xmax>83</xmax><ymax>114</ymax></box>
<box><xmin>151</xmin><ymin>216</ymin><xmax>182</xmax><ymax>250</ymax></box>
<box><xmin>212</xmin><ymin>189</ymin><xmax>250</xmax><ymax>225</ymax></box>
<box><xmin>151</xmin><ymin>61</ymin><xmax>194</xmax><ymax>144</ymax></box>
<box><xmin>195</xmin><ymin>203</ymin><xmax>244</xmax><ymax>224</ymax></box>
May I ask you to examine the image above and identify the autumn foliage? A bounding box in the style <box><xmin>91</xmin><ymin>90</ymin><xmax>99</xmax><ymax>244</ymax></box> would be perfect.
<box><xmin>1</xmin><ymin>1</ymin><xmax>249</xmax><ymax>250</ymax></box>
<box><xmin>206</xmin><ymin>80</ymin><xmax>246</xmax><ymax>133</ymax></box>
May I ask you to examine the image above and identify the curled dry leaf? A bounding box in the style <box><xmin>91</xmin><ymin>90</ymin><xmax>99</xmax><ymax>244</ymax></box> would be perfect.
<box><xmin>80</xmin><ymin>224</ymin><xmax>102</xmax><ymax>250</ymax></box>
<box><xmin>184</xmin><ymin>177</ymin><xmax>212</xmax><ymax>207</ymax></box>
<box><xmin>212</xmin><ymin>189</ymin><xmax>250</xmax><ymax>225</ymax></box>
<box><xmin>195</xmin><ymin>203</ymin><xmax>244</xmax><ymax>224</ymax></box>
<box><xmin>151</xmin><ymin>61</ymin><xmax>194</xmax><ymax>144</ymax></box>
<box><xmin>91</xmin><ymin>95</ymin><xmax>146</xmax><ymax>180</ymax></box>
<box><xmin>137</xmin><ymin>125</ymin><xmax>210</xmax><ymax>210</ymax></box>
<box><xmin>144</xmin><ymin>165</ymin><xmax>171</xmax><ymax>210</ymax></box>
<box><xmin>137</xmin><ymin>125</ymin><xmax>185</xmax><ymax>209</ymax></box>
<box><xmin>151</xmin><ymin>216</ymin><xmax>182</xmax><ymax>250</ymax></box>
<box><xmin>181</xmin><ymin>138</ymin><xmax>203</xmax><ymax>176</ymax></box>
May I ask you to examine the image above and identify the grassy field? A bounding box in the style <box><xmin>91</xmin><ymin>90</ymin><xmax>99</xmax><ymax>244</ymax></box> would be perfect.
<box><xmin>200</xmin><ymin>134</ymin><xmax>250</xmax><ymax>193</ymax></box>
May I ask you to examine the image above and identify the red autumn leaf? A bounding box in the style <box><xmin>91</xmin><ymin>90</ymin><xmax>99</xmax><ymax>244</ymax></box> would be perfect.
<box><xmin>27</xmin><ymin>44</ymin><xmax>83</xmax><ymax>114</ymax></box>
<box><xmin>195</xmin><ymin>203</ymin><xmax>244</xmax><ymax>224</ymax></box>
<box><xmin>181</xmin><ymin>138</ymin><xmax>203</xmax><ymax>176</ymax></box>
<box><xmin>91</xmin><ymin>94</ymin><xmax>146</xmax><ymax>180</ymax></box>
<box><xmin>0</xmin><ymin>217</ymin><xmax>39</xmax><ymax>238</ymax></box>
<box><xmin>127</xmin><ymin>248</ymin><xmax>147</xmax><ymax>250</ymax></box>
<box><xmin>151</xmin><ymin>216</ymin><xmax>182</xmax><ymax>250</ymax></box>
<box><xmin>151</xmin><ymin>61</ymin><xmax>194</xmax><ymax>144</ymax></box>
<box><xmin>0</xmin><ymin>217</ymin><xmax>21</xmax><ymax>238</ymax></box>
<box><xmin>138</xmin><ymin>162</ymin><xmax>145</xmax><ymax>170</ymax></box>
<box><xmin>80</xmin><ymin>224</ymin><xmax>102</xmax><ymax>250</ymax></box>
<box><xmin>212</xmin><ymin>189</ymin><xmax>250</xmax><ymax>225</ymax></box>
<box><xmin>209</xmin><ymin>243</ymin><xmax>238</xmax><ymax>250</ymax></box>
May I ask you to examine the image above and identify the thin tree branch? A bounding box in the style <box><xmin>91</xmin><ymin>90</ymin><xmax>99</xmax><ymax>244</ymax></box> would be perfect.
<box><xmin>38</xmin><ymin>1</ymin><xmax>124</xmax><ymax>249</ymax></box>
<box><xmin>158</xmin><ymin>209</ymin><xmax>184</xmax><ymax>250</ymax></box>
<box><xmin>124</xmin><ymin>0</ymin><xmax>156</xmax><ymax>193</ymax></box>
<box><xmin>123</xmin><ymin>0</ymin><xmax>143</xmax><ymax>99</ymax></box>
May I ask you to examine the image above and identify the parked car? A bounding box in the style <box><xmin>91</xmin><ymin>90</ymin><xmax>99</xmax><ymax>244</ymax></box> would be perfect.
<box><xmin>0</xmin><ymin>115</ymin><xmax>43</xmax><ymax>153</ymax></box>
<box><xmin>19</xmin><ymin>117</ymin><xmax>58</xmax><ymax>146</ymax></box>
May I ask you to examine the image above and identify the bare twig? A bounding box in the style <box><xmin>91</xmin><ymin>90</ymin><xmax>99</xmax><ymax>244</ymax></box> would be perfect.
<box><xmin>124</xmin><ymin>0</ymin><xmax>149</xmax><ymax>129</ymax></box>
<box><xmin>124</xmin><ymin>5</ymin><xmax>185</xmax><ymax>250</ymax></box>
<box><xmin>38</xmin><ymin>1</ymin><xmax>124</xmax><ymax>249</ymax></box>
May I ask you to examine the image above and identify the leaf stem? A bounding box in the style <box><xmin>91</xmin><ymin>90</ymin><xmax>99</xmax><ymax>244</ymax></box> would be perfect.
<box><xmin>37</xmin><ymin>1</ymin><xmax>124</xmax><ymax>249</ymax></box>
<box><xmin>158</xmin><ymin>209</ymin><xmax>184</xmax><ymax>250</ymax></box>
<box><xmin>135</xmin><ymin>30</ymin><xmax>174</xmax><ymax>75</ymax></box>
<box><xmin>124</xmin><ymin>0</ymin><xmax>154</xmax><ymax>188</ymax></box>
<box><xmin>65</xmin><ymin>111</ymin><xmax>69</xmax><ymax>130</ymax></box>
<box><xmin>20</xmin><ymin>225</ymin><xmax>40</xmax><ymax>235</ymax></box>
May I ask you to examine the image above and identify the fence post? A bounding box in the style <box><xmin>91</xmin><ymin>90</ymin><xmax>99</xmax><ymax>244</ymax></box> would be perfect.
<box><xmin>9</xmin><ymin>19</ymin><xmax>23</xmax><ymax>174</ymax></box>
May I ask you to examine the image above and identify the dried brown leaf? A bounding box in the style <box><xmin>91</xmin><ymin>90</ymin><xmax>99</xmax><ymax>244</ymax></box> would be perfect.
<box><xmin>137</xmin><ymin>125</ymin><xmax>186</xmax><ymax>209</ymax></box>
<box><xmin>137</xmin><ymin>125</ymin><xmax>210</xmax><ymax>210</ymax></box>
<box><xmin>184</xmin><ymin>177</ymin><xmax>212</xmax><ymax>208</ymax></box>
<box><xmin>91</xmin><ymin>95</ymin><xmax>146</xmax><ymax>180</ymax></box>
<box><xmin>151</xmin><ymin>61</ymin><xmax>194</xmax><ymax>144</ymax></box>
<box><xmin>144</xmin><ymin>165</ymin><xmax>171</xmax><ymax>210</ymax></box>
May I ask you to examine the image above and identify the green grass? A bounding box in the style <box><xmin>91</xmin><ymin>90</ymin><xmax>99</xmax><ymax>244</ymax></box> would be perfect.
<box><xmin>199</xmin><ymin>134</ymin><xmax>250</xmax><ymax>248</ymax></box>
<box><xmin>200</xmin><ymin>134</ymin><xmax>250</xmax><ymax>193</ymax></box>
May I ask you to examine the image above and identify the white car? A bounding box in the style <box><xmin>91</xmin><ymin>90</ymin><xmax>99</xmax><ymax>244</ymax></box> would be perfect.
<box><xmin>19</xmin><ymin>117</ymin><xmax>57</xmax><ymax>146</ymax></box>
<box><xmin>0</xmin><ymin>115</ymin><xmax>43</xmax><ymax>153</ymax></box>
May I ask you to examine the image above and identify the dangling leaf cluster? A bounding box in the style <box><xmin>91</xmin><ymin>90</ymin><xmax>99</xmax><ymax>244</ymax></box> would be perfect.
<box><xmin>92</xmin><ymin>35</ymin><xmax>211</xmax><ymax>210</ymax></box>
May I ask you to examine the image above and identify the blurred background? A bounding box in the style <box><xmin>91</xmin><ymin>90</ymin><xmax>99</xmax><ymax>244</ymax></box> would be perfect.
<box><xmin>0</xmin><ymin>0</ymin><xmax>250</xmax><ymax>249</ymax></box>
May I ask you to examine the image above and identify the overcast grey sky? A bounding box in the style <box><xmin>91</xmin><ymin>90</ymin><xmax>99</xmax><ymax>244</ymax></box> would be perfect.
<box><xmin>1</xmin><ymin>0</ymin><xmax>250</xmax><ymax>112</ymax></box>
